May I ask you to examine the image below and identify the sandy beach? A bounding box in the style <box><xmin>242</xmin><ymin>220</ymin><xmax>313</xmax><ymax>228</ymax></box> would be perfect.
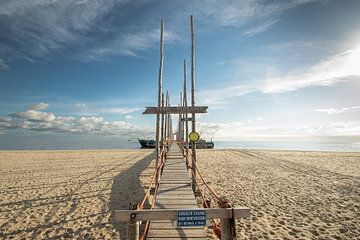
<box><xmin>0</xmin><ymin>148</ymin><xmax>359</xmax><ymax>239</ymax></box>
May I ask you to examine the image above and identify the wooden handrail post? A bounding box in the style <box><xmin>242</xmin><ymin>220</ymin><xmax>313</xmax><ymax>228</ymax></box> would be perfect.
<box><xmin>127</xmin><ymin>212</ymin><xmax>139</xmax><ymax>240</ymax></box>
<box><xmin>218</xmin><ymin>196</ymin><xmax>237</xmax><ymax>240</ymax></box>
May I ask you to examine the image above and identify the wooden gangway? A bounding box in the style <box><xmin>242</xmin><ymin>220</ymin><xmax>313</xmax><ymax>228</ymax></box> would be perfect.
<box><xmin>147</xmin><ymin>144</ymin><xmax>207</xmax><ymax>239</ymax></box>
<box><xmin>113</xmin><ymin>16</ymin><xmax>250</xmax><ymax>240</ymax></box>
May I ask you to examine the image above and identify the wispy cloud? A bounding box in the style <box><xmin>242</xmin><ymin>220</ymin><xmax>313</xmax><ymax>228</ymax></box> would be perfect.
<box><xmin>0</xmin><ymin>0</ymin><xmax>319</xmax><ymax>69</ymax></box>
<box><xmin>1</xmin><ymin>103</ymin><xmax>153</xmax><ymax>137</ymax></box>
<box><xmin>197</xmin><ymin>120</ymin><xmax>360</xmax><ymax>140</ymax></box>
<box><xmin>243</xmin><ymin>20</ymin><xmax>278</xmax><ymax>37</ymax></box>
<box><xmin>315</xmin><ymin>106</ymin><xmax>360</xmax><ymax>115</ymax></box>
<box><xmin>261</xmin><ymin>46</ymin><xmax>360</xmax><ymax>93</ymax></box>
<box><xmin>81</xmin><ymin>29</ymin><xmax>180</xmax><ymax>60</ymax></box>
<box><xmin>200</xmin><ymin>45</ymin><xmax>360</xmax><ymax>105</ymax></box>
<box><xmin>74</xmin><ymin>103</ymin><xmax>140</xmax><ymax>115</ymax></box>
<box><xmin>195</xmin><ymin>0</ymin><xmax>317</xmax><ymax>26</ymax></box>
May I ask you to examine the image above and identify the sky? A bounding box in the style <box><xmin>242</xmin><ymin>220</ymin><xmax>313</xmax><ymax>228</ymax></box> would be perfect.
<box><xmin>0</xmin><ymin>0</ymin><xmax>360</xmax><ymax>146</ymax></box>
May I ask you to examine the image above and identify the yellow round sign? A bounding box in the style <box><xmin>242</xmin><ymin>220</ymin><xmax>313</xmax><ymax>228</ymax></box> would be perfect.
<box><xmin>189</xmin><ymin>131</ymin><xmax>200</xmax><ymax>142</ymax></box>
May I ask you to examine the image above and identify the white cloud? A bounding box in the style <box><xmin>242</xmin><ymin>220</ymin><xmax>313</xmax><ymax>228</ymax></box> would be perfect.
<box><xmin>261</xmin><ymin>46</ymin><xmax>360</xmax><ymax>93</ymax></box>
<box><xmin>200</xmin><ymin>45</ymin><xmax>360</xmax><ymax>105</ymax></box>
<box><xmin>315</xmin><ymin>106</ymin><xmax>360</xmax><ymax>115</ymax></box>
<box><xmin>28</xmin><ymin>102</ymin><xmax>49</xmax><ymax>110</ymax></box>
<box><xmin>10</xmin><ymin>110</ymin><xmax>56</xmax><ymax>122</ymax></box>
<box><xmin>195</xmin><ymin>0</ymin><xmax>317</xmax><ymax>27</ymax></box>
<box><xmin>196</xmin><ymin>120</ymin><xmax>360</xmax><ymax>140</ymax></box>
<box><xmin>0</xmin><ymin>0</ymin><xmax>319</xmax><ymax>68</ymax></box>
<box><xmin>243</xmin><ymin>20</ymin><xmax>278</xmax><ymax>37</ymax></box>
<box><xmin>3</xmin><ymin>103</ymin><xmax>153</xmax><ymax>136</ymax></box>
<box><xmin>84</xmin><ymin>29</ymin><xmax>179</xmax><ymax>60</ymax></box>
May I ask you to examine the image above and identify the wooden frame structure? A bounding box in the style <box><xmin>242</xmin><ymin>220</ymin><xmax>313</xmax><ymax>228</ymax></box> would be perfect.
<box><xmin>115</xmin><ymin>16</ymin><xmax>250</xmax><ymax>240</ymax></box>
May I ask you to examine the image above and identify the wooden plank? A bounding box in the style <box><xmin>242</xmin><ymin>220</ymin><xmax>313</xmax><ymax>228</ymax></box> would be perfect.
<box><xmin>160</xmin><ymin>181</ymin><xmax>191</xmax><ymax>184</ymax></box>
<box><xmin>150</xmin><ymin>222</ymin><xmax>204</xmax><ymax>230</ymax></box>
<box><xmin>143</xmin><ymin>106</ymin><xmax>208</xmax><ymax>114</ymax></box>
<box><xmin>114</xmin><ymin>208</ymin><xmax>250</xmax><ymax>222</ymax></box>
<box><xmin>156</xmin><ymin>199</ymin><xmax>197</xmax><ymax>205</ymax></box>
<box><xmin>147</xmin><ymin>229</ymin><xmax>207</xmax><ymax>238</ymax></box>
<box><xmin>154</xmin><ymin>203</ymin><xmax>198</xmax><ymax>209</ymax></box>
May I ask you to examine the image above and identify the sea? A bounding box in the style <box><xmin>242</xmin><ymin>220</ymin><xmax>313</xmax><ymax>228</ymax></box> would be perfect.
<box><xmin>0</xmin><ymin>135</ymin><xmax>359</xmax><ymax>152</ymax></box>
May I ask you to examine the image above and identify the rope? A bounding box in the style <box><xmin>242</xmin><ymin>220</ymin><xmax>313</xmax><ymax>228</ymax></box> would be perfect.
<box><xmin>190</xmin><ymin>166</ymin><xmax>221</xmax><ymax>239</ymax></box>
<box><xmin>185</xmin><ymin>147</ymin><xmax>220</xmax><ymax>201</ymax></box>
<box><xmin>139</xmin><ymin>148</ymin><xmax>166</xmax><ymax>209</ymax></box>
<box><xmin>139</xmin><ymin>147</ymin><xmax>166</xmax><ymax>240</ymax></box>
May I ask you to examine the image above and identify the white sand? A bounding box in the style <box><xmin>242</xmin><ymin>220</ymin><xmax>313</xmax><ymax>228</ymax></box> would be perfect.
<box><xmin>197</xmin><ymin>149</ymin><xmax>360</xmax><ymax>239</ymax></box>
<box><xmin>0</xmin><ymin>149</ymin><xmax>359</xmax><ymax>239</ymax></box>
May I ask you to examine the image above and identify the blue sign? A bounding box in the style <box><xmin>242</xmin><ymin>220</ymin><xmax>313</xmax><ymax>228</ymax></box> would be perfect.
<box><xmin>176</xmin><ymin>210</ymin><xmax>206</xmax><ymax>227</ymax></box>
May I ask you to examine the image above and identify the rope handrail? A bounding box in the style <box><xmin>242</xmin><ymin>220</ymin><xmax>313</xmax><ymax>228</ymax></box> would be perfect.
<box><xmin>139</xmin><ymin>146</ymin><xmax>167</xmax><ymax>240</ymax></box>
<box><xmin>183</xmin><ymin>143</ymin><xmax>220</xmax><ymax>201</ymax></box>
<box><xmin>139</xmin><ymin>147</ymin><xmax>166</xmax><ymax>209</ymax></box>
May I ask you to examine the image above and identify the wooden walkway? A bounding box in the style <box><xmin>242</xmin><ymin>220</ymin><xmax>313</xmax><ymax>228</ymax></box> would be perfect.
<box><xmin>147</xmin><ymin>144</ymin><xmax>207</xmax><ymax>239</ymax></box>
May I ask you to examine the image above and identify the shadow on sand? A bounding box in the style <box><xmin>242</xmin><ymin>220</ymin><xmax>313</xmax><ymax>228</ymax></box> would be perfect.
<box><xmin>109</xmin><ymin>151</ymin><xmax>155</xmax><ymax>239</ymax></box>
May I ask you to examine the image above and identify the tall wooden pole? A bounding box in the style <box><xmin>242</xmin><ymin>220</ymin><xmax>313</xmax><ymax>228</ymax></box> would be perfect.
<box><xmin>183</xmin><ymin>59</ymin><xmax>189</xmax><ymax>160</ymax></box>
<box><xmin>164</xmin><ymin>91</ymin><xmax>169</xmax><ymax>142</ymax></box>
<box><xmin>190</xmin><ymin>15</ymin><xmax>197</xmax><ymax>190</ymax></box>
<box><xmin>179</xmin><ymin>92</ymin><xmax>183</xmax><ymax>142</ymax></box>
<box><xmin>156</xmin><ymin>19</ymin><xmax>164</xmax><ymax>171</ymax></box>
<box><xmin>161</xmin><ymin>92</ymin><xmax>165</xmax><ymax>148</ymax></box>
<box><xmin>167</xmin><ymin>94</ymin><xmax>171</xmax><ymax>142</ymax></box>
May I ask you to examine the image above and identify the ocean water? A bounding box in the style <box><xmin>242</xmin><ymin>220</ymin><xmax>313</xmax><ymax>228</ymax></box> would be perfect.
<box><xmin>214</xmin><ymin>140</ymin><xmax>360</xmax><ymax>152</ymax></box>
<box><xmin>0</xmin><ymin>135</ymin><xmax>359</xmax><ymax>152</ymax></box>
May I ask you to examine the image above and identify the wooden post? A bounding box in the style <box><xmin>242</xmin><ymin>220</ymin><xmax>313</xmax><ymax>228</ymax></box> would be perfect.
<box><xmin>127</xmin><ymin>213</ymin><xmax>139</xmax><ymax>240</ymax></box>
<box><xmin>168</xmin><ymin>95</ymin><xmax>171</xmax><ymax>141</ymax></box>
<box><xmin>161</xmin><ymin>92</ymin><xmax>165</xmax><ymax>148</ymax></box>
<box><xmin>164</xmin><ymin>91</ymin><xmax>169</xmax><ymax>142</ymax></box>
<box><xmin>183</xmin><ymin>59</ymin><xmax>189</xmax><ymax>162</ymax></box>
<box><xmin>218</xmin><ymin>196</ymin><xmax>237</xmax><ymax>240</ymax></box>
<box><xmin>156</xmin><ymin>19</ymin><xmax>164</xmax><ymax>171</ymax></box>
<box><xmin>190</xmin><ymin>15</ymin><xmax>197</xmax><ymax>191</ymax></box>
<box><xmin>179</xmin><ymin>92</ymin><xmax>183</xmax><ymax>144</ymax></box>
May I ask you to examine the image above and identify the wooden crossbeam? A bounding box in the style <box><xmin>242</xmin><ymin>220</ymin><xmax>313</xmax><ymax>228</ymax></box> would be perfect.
<box><xmin>114</xmin><ymin>207</ymin><xmax>250</xmax><ymax>222</ymax></box>
<box><xmin>143</xmin><ymin>106</ymin><xmax>208</xmax><ymax>114</ymax></box>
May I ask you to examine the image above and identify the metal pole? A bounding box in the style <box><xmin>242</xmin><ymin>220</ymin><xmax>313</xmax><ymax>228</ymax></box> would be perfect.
<box><xmin>190</xmin><ymin>15</ymin><xmax>197</xmax><ymax>191</ymax></box>
<box><xmin>156</xmin><ymin>19</ymin><xmax>164</xmax><ymax>173</ymax></box>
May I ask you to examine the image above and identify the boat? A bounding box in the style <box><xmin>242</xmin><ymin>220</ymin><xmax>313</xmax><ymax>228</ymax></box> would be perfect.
<box><xmin>189</xmin><ymin>139</ymin><xmax>214</xmax><ymax>149</ymax></box>
<box><xmin>138</xmin><ymin>139</ymin><xmax>156</xmax><ymax>149</ymax></box>
<box><xmin>128</xmin><ymin>138</ymin><xmax>156</xmax><ymax>148</ymax></box>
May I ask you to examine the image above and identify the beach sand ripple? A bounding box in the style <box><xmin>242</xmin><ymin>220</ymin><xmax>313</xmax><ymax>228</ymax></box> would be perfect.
<box><xmin>197</xmin><ymin>149</ymin><xmax>360</xmax><ymax>240</ymax></box>
<box><xmin>0</xmin><ymin>149</ymin><xmax>359</xmax><ymax>239</ymax></box>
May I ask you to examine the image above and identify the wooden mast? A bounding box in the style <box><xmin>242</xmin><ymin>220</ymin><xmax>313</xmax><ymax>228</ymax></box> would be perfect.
<box><xmin>156</xmin><ymin>19</ymin><xmax>164</xmax><ymax>170</ymax></box>
<box><xmin>161</xmin><ymin>92</ymin><xmax>165</xmax><ymax>148</ymax></box>
<box><xmin>183</xmin><ymin>59</ymin><xmax>189</xmax><ymax>160</ymax></box>
<box><xmin>190</xmin><ymin>15</ymin><xmax>197</xmax><ymax>190</ymax></box>
<box><xmin>164</xmin><ymin>90</ymin><xmax>169</xmax><ymax>142</ymax></box>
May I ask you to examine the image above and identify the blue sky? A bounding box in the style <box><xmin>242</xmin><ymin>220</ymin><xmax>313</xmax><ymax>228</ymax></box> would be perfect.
<box><xmin>0</xmin><ymin>0</ymin><xmax>360</xmax><ymax>143</ymax></box>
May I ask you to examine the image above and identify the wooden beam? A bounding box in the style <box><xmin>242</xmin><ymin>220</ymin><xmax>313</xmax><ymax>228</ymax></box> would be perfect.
<box><xmin>143</xmin><ymin>106</ymin><xmax>208</xmax><ymax>114</ymax></box>
<box><xmin>114</xmin><ymin>207</ymin><xmax>250</xmax><ymax>222</ymax></box>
